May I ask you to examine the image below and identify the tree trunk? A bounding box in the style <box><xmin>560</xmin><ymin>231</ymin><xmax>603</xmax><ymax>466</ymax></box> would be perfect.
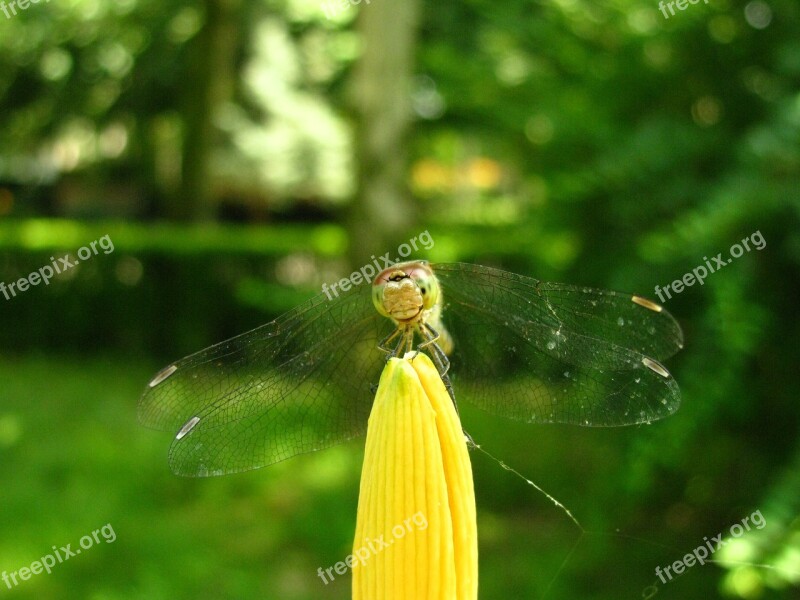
<box><xmin>174</xmin><ymin>0</ymin><xmax>240</xmax><ymax>222</ymax></box>
<box><xmin>347</xmin><ymin>0</ymin><xmax>421</xmax><ymax>266</ymax></box>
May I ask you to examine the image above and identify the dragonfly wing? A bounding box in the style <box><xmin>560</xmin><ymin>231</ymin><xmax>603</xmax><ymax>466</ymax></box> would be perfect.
<box><xmin>139</xmin><ymin>285</ymin><xmax>388</xmax><ymax>476</ymax></box>
<box><xmin>432</xmin><ymin>263</ymin><xmax>683</xmax><ymax>426</ymax></box>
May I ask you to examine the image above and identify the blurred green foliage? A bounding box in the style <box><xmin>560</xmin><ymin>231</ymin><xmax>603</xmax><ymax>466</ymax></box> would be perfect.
<box><xmin>1</xmin><ymin>0</ymin><xmax>799</xmax><ymax>599</ymax></box>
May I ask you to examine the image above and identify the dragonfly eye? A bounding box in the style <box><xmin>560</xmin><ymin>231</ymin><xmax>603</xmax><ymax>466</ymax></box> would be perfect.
<box><xmin>410</xmin><ymin>272</ymin><xmax>440</xmax><ymax>310</ymax></box>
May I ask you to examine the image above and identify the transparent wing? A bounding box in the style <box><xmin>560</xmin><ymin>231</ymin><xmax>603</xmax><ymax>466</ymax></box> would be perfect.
<box><xmin>139</xmin><ymin>284</ymin><xmax>388</xmax><ymax>476</ymax></box>
<box><xmin>433</xmin><ymin>263</ymin><xmax>683</xmax><ymax>426</ymax></box>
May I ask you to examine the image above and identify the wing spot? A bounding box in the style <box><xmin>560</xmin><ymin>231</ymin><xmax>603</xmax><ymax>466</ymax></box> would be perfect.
<box><xmin>632</xmin><ymin>295</ymin><xmax>663</xmax><ymax>312</ymax></box>
<box><xmin>176</xmin><ymin>416</ymin><xmax>201</xmax><ymax>440</ymax></box>
<box><xmin>642</xmin><ymin>357</ymin><xmax>670</xmax><ymax>378</ymax></box>
<box><xmin>149</xmin><ymin>364</ymin><xmax>178</xmax><ymax>387</ymax></box>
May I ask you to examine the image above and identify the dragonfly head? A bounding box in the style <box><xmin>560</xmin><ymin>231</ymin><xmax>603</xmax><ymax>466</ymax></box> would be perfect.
<box><xmin>372</xmin><ymin>261</ymin><xmax>440</xmax><ymax>323</ymax></box>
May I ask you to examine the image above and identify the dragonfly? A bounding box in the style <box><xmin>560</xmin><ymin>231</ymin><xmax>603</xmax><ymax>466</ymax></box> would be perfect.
<box><xmin>139</xmin><ymin>261</ymin><xmax>683</xmax><ymax>477</ymax></box>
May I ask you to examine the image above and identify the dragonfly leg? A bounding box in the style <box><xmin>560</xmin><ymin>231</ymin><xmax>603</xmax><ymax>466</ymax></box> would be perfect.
<box><xmin>378</xmin><ymin>328</ymin><xmax>403</xmax><ymax>355</ymax></box>
<box><xmin>416</xmin><ymin>324</ymin><xmax>461</xmax><ymax>414</ymax></box>
<box><xmin>419</xmin><ymin>324</ymin><xmax>450</xmax><ymax>376</ymax></box>
<box><xmin>377</xmin><ymin>326</ymin><xmax>412</xmax><ymax>362</ymax></box>
<box><xmin>402</xmin><ymin>327</ymin><xmax>413</xmax><ymax>355</ymax></box>
<box><xmin>439</xmin><ymin>370</ymin><xmax>460</xmax><ymax>416</ymax></box>
<box><xmin>418</xmin><ymin>323</ymin><xmax>440</xmax><ymax>347</ymax></box>
<box><xmin>386</xmin><ymin>327</ymin><xmax>413</xmax><ymax>360</ymax></box>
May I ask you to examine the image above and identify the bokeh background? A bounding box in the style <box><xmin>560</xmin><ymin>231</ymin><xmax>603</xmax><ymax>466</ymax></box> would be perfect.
<box><xmin>1</xmin><ymin>0</ymin><xmax>799</xmax><ymax>598</ymax></box>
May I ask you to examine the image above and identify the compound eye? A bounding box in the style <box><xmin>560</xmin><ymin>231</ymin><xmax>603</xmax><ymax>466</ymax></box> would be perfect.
<box><xmin>371</xmin><ymin>282</ymin><xmax>391</xmax><ymax>318</ymax></box>
<box><xmin>414</xmin><ymin>274</ymin><xmax>439</xmax><ymax>310</ymax></box>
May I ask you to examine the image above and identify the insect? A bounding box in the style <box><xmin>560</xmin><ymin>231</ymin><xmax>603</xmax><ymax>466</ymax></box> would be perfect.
<box><xmin>139</xmin><ymin>261</ymin><xmax>683</xmax><ymax>477</ymax></box>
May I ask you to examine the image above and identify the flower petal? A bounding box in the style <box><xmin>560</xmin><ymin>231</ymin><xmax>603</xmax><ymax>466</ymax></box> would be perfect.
<box><xmin>409</xmin><ymin>352</ymin><xmax>478</xmax><ymax>600</ymax></box>
<box><xmin>352</xmin><ymin>354</ymin><xmax>478</xmax><ymax>600</ymax></box>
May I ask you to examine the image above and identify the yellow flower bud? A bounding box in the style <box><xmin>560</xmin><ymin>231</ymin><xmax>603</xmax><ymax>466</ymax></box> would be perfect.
<box><xmin>352</xmin><ymin>352</ymin><xmax>478</xmax><ymax>600</ymax></box>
